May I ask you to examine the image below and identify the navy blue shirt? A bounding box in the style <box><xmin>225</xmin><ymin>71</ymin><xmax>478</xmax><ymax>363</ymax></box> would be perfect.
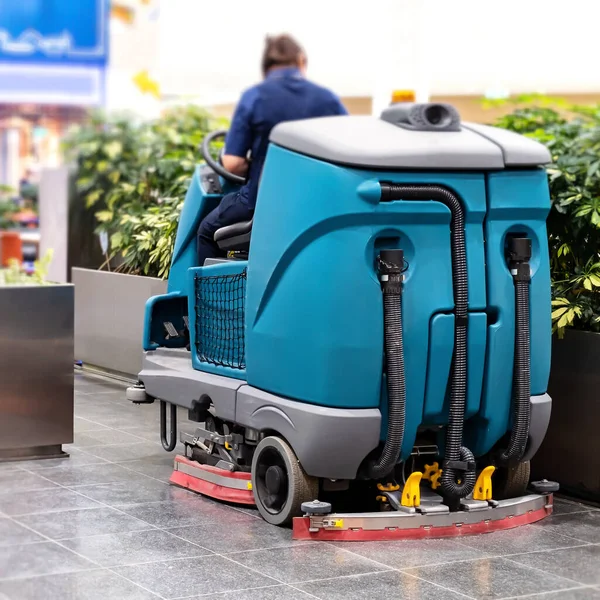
<box><xmin>225</xmin><ymin>67</ymin><xmax>347</xmax><ymax>208</ymax></box>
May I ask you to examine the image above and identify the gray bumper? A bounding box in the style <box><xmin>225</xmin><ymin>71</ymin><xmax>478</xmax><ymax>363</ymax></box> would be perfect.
<box><xmin>522</xmin><ymin>393</ymin><xmax>552</xmax><ymax>462</ymax></box>
<box><xmin>138</xmin><ymin>350</ymin><xmax>381</xmax><ymax>480</ymax></box>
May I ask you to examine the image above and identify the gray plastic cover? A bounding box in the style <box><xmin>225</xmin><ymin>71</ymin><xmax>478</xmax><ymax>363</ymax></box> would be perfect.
<box><xmin>270</xmin><ymin>115</ymin><xmax>550</xmax><ymax>170</ymax></box>
<box><xmin>461</xmin><ymin>122</ymin><xmax>552</xmax><ymax>167</ymax></box>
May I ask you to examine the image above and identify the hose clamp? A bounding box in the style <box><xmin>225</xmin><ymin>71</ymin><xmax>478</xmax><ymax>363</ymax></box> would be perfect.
<box><xmin>443</xmin><ymin>459</ymin><xmax>476</xmax><ymax>472</ymax></box>
<box><xmin>511</xmin><ymin>263</ymin><xmax>531</xmax><ymax>282</ymax></box>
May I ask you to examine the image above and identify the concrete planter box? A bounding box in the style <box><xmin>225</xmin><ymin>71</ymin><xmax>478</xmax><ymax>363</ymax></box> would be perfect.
<box><xmin>0</xmin><ymin>284</ymin><xmax>74</xmax><ymax>461</ymax></box>
<box><xmin>532</xmin><ymin>330</ymin><xmax>600</xmax><ymax>502</ymax></box>
<box><xmin>73</xmin><ymin>268</ymin><xmax>167</xmax><ymax>377</ymax></box>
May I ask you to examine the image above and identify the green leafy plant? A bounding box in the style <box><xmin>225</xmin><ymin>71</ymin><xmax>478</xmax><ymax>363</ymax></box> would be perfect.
<box><xmin>63</xmin><ymin>105</ymin><xmax>226</xmax><ymax>278</ymax></box>
<box><xmin>494</xmin><ymin>97</ymin><xmax>600</xmax><ymax>336</ymax></box>
<box><xmin>0</xmin><ymin>185</ymin><xmax>16</xmax><ymax>229</ymax></box>
<box><xmin>0</xmin><ymin>250</ymin><xmax>53</xmax><ymax>286</ymax></box>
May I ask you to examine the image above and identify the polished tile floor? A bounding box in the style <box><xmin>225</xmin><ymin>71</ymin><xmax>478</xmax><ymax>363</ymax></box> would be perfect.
<box><xmin>0</xmin><ymin>373</ymin><xmax>599</xmax><ymax>599</ymax></box>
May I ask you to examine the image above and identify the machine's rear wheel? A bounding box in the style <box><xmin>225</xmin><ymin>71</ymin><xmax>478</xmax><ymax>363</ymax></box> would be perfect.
<box><xmin>251</xmin><ymin>436</ymin><xmax>318</xmax><ymax>526</ymax></box>
<box><xmin>495</xmin><ymin>460</ymin><xmax>531</xmax><ymax>499</ymax></box>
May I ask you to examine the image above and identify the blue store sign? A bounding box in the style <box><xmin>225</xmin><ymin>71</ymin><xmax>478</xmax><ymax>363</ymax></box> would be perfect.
<box><xmin>0</xmin><ymin>0</ymin><xmax>108</xmax><ymax>66</ymax></box>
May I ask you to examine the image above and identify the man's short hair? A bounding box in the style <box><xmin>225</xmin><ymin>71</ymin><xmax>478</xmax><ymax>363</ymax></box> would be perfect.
<box><xmin>261</xmin><ymin>34</ymin><xmax>305</xmax><ymax>77</ymax></box>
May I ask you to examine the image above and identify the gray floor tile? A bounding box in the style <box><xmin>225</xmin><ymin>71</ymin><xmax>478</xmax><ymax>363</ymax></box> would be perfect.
<box><xmin>167</xmin><ymin>518</ymin><xmax>305</xmax><ymax>553</ymax></box>
<box><xmin>75</xmin><ymin>376</ymin><xmax>126</xmax><ymax>394</ymax></box>
<box><xmin>116</xmin><ymin>456</ymin><xmax>178</xmax><ymax>482</ymax></box>
<box><xmin>333</xmin><ymin>538</ymin><xmax>492</xmax><ymax>569</ymax></box>
<box><xmin>61</xmin><ymin>529</ymin><xmax>211</xmax><ymax>566</ymax></box>
<box><xmin>118</xmin><ymin>498</ymin><xmax>253</xmax><ymax>529</ymax></box>
<box><xmin>0</xmin><ymin>541</ymin><xmax>95</xmax><ymax>580</ymax></box>
<box><xmin>229</xmin><ymin>544</ymin><xmax>387</xmax><ymax>584</ymax></box>
<box><xmin>73</xmin><ymin>478</ymin><xmax>195</xmax><ymax>506</ymax></box>
<box><xmin>82</xmin><ymin>442</ymin><xmax>178</xmax><ymax>462</ymax></box>
<box><xmin>16</xmin><ymin>506</ymin><xmax>153</xmax><ymax>540</ymax></box>
<box><xmin>3</xmin><ymin>374</ymin><xmax>598</xmax><ymax>599</ymax></box>
<box><xmin>0</xmin><ymin>462</ymin><xmax>24</xmax><ymax>473</ymax></box>
<box><xmin>0</xmin><ymin>488</ymin><xmax>101</xmax><ymax>516</ymax></box>
<box><xmin>507</xmin><ymin>545</ymin><xmax>600</xmax><ymax>585</ymax></box>
<box><xmin>73</xmin><ymin>417</ymin><xmax>110</xmax><ymax>433</ymax></box>
<box><xmin>73</xmin><ymin>429</ymin><xmax>147</xmax><ymax>447</ymax></box>
<box><xmin>456</xmin><ymin>524</ymin><xmax>588</xmax><ymax>555</ymax></box>
<box><xmin>79</xmin><ymin>414</ymin><xmax>158</xmax><ymax>429</ymax></box>
<box><xmin>231</xmin><ymin>505</ymin><xmax>263</xmax><ymax>518</ymax></box>
<box><xmin>0</xmin><ymin>518</ymin><xmax>44</xmax><ymax>546</ymax></box>
<box><xmin>534</xmin><ymin>511</ymin><xmax>600</xmax><ymax>543</ymax></box>
<box><xmin>0</xmin><ymin>470</ymin><xmax>58</xmax><ymax>494</ymax></box>
<box><xmin>15</xmin><ymin>448</ymin><xmax>108</xmax><ymax>470</ymax></box>
<box><xmin>553</xmin><ymin>498</ymin><xmax>599</xmax><ymax>515</ymax></box>
<box><xmin>113</xmin><ymin>426</ymin><xmax>165</xmax><ymax>442</ymax></box>
<box><xmin>114</xmin><ymin>555</ymin><xmax>278</xmax><ymax>599</ymax></box>
<box><xmin>403</xmin><ymin>557</ymin><xmax>577</xmax><ymax>599</ymax></box>
<box><xmin>519</xmin><ymin>589</ymin><xmax>600</xmax><ymax>599</ymax></box>
<box><xmin>297</xmin><ymin>571</ymin><xmax>473</xmax><ymax>600</ymax></box>
<box><xmin>0</xmin><ymin>569</ymin><xmax>160</xmax><ymax>600</ymax></box>
<box><xmin>196</xmin><ymin>585</ymin><xmax>315</xmax><ymax>599</ymax></box>
<box><xmin>36</xmin><ymin>463</ymin><xmax>152</xmax><ymax>487</ymax></box>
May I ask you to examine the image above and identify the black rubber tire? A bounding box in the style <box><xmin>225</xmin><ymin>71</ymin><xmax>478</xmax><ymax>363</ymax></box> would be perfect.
<box><xmin>495</xmin><ymin>460</ymin><xmax>531</xmax><ymax>500</ymax></box>
<box><xmin>251</xmin><ymin>436</ymin><xmax>318</xmax><ymax>526</ymax></box>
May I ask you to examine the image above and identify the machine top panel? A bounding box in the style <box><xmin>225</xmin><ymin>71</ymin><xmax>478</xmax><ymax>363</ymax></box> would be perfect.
<box><xmin>270</xmin><ymin>115</ymin><xmax>551</xmax><ymax>170</ymax></box>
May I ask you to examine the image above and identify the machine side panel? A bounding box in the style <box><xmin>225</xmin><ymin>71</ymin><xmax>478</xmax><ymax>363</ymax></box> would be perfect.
<box><xmin>245</xmin><ymin>145</ymin><xmax>488</xmax><ymax>450</ymax></box>
<box><xmin>168</xmin><ymin>167</ymin><xmax>221</xmax><ymax>294</ymax></box>
<box><xmin>138</xmin><ymin>349</ymin><xmax>241</xmax><ymax>420</ymax></box>
<box><xmin>423</xmin><ymin>313</ymin><xmax>454</xmax><ymax>422</ymax></box>
<box><xmin>467</xmin><ymin>169</ymin><xmax>552</xmax><ymax>456</ymax></box>
<box><xmin>422</xmin><ymin>312</ymin><xmax>486</xmax><ymax>425</ymax></box>
<box><xmin>467</xmin><ymin>312</ymin><xmax>488</xmax><ymax>419</ymax></box>
<box><xmin>143</xmin><ymin>292</ymin><xmax>188</xmax><ymax>352</ymax></box>
<box><xmin>235</xmin><ymin>384</ymin><xmax>381</xmax><ymax>480</ymax></box>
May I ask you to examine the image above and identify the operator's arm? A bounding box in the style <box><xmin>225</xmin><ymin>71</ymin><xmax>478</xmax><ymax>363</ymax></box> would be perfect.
<box><xmin>221</xmin><ymin>154</ymin><xmax>248</xmax><ymax>177</ymax></box>
<box><xmin>223</xmin><ymin>89</ymin><xmax>256</xmax><ymax>178</ymax></box>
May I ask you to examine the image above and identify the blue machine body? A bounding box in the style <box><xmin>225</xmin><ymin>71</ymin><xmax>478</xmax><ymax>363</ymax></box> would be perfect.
<box><xmin>142</xmin><ymin>114</ymin><xmax>552</xmax><ymax>465</ymax></box>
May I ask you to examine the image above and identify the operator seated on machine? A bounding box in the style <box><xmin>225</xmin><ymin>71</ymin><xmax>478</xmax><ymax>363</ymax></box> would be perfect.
<box><xmin>196</xmin><ymin>34</ymin><xmax>348</xmax><ymax>265</ymax></box>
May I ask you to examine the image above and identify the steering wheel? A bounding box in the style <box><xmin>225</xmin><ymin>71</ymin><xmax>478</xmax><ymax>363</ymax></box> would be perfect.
<box><xmin>201</xmin><ymin>130</ymin><xmax>246</xmax><ymax>186</ymax></box>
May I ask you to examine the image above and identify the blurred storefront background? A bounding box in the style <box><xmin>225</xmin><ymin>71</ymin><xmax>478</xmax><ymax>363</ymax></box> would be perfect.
<box><xmin>2</xmin><ymin>0</ymin><xmax>600</xmax><ymax>185</ymax></box>
<box><xmin>0</xmin><ymin>0</ymin><xmax>109</xmax><ymax>189</ymax></box>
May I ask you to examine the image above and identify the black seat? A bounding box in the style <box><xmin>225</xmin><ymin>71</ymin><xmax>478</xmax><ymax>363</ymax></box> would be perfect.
<box><xmin>214</xmin><ymin>218</ymin><xmax>253</xmax><ymax>252</ymax></box>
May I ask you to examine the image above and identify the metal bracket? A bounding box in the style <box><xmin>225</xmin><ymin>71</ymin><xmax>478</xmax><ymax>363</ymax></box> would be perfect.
<box><xmin>182</xmin><ymin>428</ymin><xmax>233</xmax><ymax>447</ymax></box>
<box><xmin>459</xmin><ymin>498</ymin><xmax>490</xmax><ymax>512</ymax></box>
<box><xmin>304</xmin><ymin>494</ymin><xmax>552</xmax><ymax>534</ymax></box>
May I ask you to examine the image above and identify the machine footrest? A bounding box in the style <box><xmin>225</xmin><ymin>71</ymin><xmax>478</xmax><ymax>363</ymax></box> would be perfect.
<box><xmin>293</xmin><ymin>493</ymin><xmax>554</xmax><ymax>541</ymax></box>
<box><xmin>169</xmin><ymin>455</ymin><xmax>255</xmax><ymax>506</ymax></box>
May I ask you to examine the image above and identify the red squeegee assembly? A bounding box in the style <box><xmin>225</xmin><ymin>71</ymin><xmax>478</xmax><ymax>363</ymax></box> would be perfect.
<box><xmin>169</xmin><ymin>455</ymin><xmax>553</xmax><ymax>542</ymax></box>
<box><xmin>169</xmin><ymin>455</ymin><xmax>255</xmax><ymax>505</ymax></box>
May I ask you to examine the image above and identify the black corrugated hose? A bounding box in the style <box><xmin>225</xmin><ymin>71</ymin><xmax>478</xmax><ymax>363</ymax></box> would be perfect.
<box><xmin>369</xmin><ymin>249</ymin><xmax>407</xmax><ymax>479</ymax></box>
<box><xmin>380</xmin><ymin>184</ymin><xmax>476</xmax><ymax>501</ymax></box>
<box><xmin>499</xmin><ymin>237</ymin><xmax>532</xmax><ymax>464</ymax></box>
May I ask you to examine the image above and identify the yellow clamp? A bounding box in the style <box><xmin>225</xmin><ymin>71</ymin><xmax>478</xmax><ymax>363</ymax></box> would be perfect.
<box><xmin>375</xmin><ymin>495</ymin><xmax>388</xmax><ymax>503</ymax></box>
<box><xmin>424</xmin><ymin>462</ymin><xmax>443</xmax><ymax>490</ymax></box>
<box><xmin>423</xmin><ymin>462</ymin><xmax>440</xmax><ymax>481</ymax></box>
<box><xmin>401</xmin><ymin>471</ymin><xmax>423</xmax><ymax>507</ymax></box>
<box><xmin>431</xmin><ymin>469</ymin><xmax>442</xmax><ymax>490</ymax></box>
<box><xmin>224</xmin><ymin>442</ymin><xmax>232</xmax><ymax>450</ymax></box>
<box><xmin>473</xmin><ymin>465</ymin><xmax>495</xmax><ymax>501</ymax></box>
<box><xmin>377</xmin><ymin>482</ymin><xmax>400</xmax><ymax>492</ymax></box>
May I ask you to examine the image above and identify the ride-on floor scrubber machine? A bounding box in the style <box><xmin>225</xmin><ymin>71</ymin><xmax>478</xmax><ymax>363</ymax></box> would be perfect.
<box><xmin>127</xmin><ymin>102</ymin><xmax>559</xmax><ymax>540</ymax></box>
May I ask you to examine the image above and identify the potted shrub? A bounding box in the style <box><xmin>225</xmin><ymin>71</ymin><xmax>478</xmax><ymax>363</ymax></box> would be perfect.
<box><xmin>0</xmin><ymin>252</ymin><xmax>74</xmax><ymax>461</ymax></box>
<box><xmin>64</xmin><ymin>106</ymin><xmax>224</xmax><ymax>376</ymax></box>
<box><xmin>496</xmin><ymin>99</ymin><xmax>600</xmax><ymax>501</ymax></box>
